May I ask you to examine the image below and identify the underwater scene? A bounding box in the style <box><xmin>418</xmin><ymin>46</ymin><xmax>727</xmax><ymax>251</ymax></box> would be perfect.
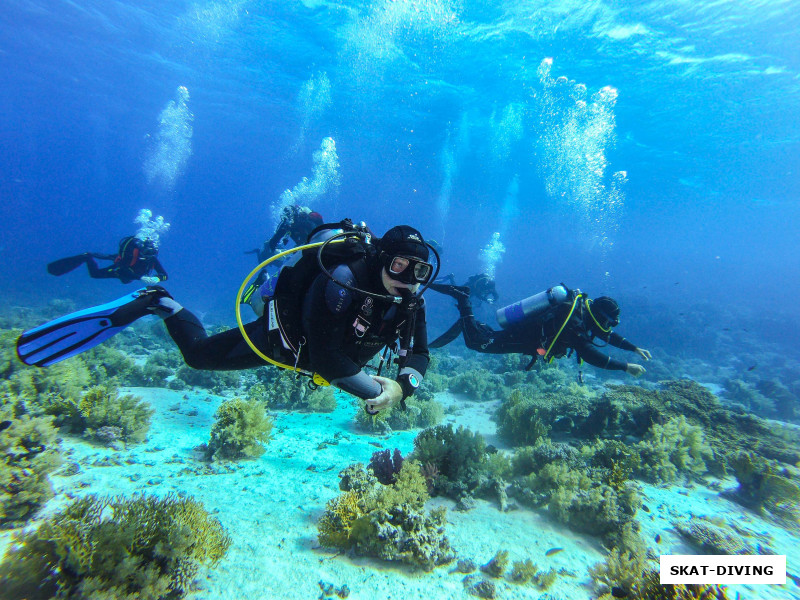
<box><xmin>1</xmin><ymin>1</ymin><xmax>799</xmax><ymax>599</ymax></box>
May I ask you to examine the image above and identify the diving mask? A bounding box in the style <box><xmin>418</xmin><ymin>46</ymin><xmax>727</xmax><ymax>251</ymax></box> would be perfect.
<box><xmin>387</xmin><ymin>256</ymin><xmax>433</xmax><ymax>285</ymax></box>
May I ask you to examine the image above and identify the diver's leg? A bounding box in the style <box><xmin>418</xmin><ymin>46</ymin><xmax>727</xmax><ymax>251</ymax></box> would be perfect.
<box><xmin>162</xmin><ymin>307</ymin><xmax>269</xmax><ymax>370</ymax></box>
<box><xmin>85</xmin><ymin>256</ymin><xmax>117</xmax><ymax>279</ymax></box>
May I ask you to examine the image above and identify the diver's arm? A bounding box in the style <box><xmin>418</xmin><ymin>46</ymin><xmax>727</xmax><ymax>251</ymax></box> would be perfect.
<box><xmin>607</xmin><ymin>331</ymin><xmax>651</xmax><ymax>360</ymax></box>
<box><xmin>151</xmin><ymin>258</ymin><xmax>168</xmax><ymax>281</ymax></box>
<box><xmin>575</xmin><ymin>340</ymin><xmax>628</xmax><ymax>371</ymax></box>
<box><xmin>267</xmin><ymin>220</ymin><xmax>291</xmax><ymax>253</ymax></box>
<box><xmin>606</xmin><ymin>331</ymin><xmax>636</xmax><ymax>351</ymax></box>
<box><xmin>303</xmin><ymin>270</ymin><xmax>382</xmax><ymax>400</ymax></box>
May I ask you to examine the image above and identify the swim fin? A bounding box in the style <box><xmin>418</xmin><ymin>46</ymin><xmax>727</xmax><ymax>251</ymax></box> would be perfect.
<box><xmin>16</xmin><ymin>287</ymin><xmax>169</xmax><ymax>367</ymax></box>
<box><xmin>429</xmin><ymin>320</ymin><xmax>464</xmax><ymax>348</ymax></box>
<box><xmin>47</xmin><ymin>253</ymin><xmax>90</xmax><ymax>276</ymax></box>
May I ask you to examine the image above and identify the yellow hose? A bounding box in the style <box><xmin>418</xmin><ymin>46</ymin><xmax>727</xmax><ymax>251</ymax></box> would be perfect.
<box><xmin>234</xmin><ymin>240</ymin><xmax>342</xmax><ymax>385</ymax></box>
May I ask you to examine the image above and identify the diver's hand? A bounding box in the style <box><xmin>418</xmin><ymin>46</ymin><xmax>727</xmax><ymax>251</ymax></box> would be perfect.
<box><xmin>140</xmin><ymin>276</ymin><xmax>160</xmax><ymax>285</ymax></box>
<box><xmin>626</xmin><ymin>363</ymin><xmax>646</xmax><ymax>377</ymax></box>
<box><xmin>365</xmin><ymin>376</ymin><xmax>403</xmax><ymax>414</ymax></box>
<box><xmin>635</xmin><ymin>347</ymin><xmax>652</xmax><ymax>360</ymax></box>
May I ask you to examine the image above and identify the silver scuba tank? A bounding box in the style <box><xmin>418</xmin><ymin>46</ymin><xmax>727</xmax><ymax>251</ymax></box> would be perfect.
<box><xmin>496</xmin><ymin>285</ymin><xmax>569</xmax><ymax>329</ymax></box>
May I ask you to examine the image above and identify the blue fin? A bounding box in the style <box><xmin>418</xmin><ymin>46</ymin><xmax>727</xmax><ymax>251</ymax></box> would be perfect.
<box><xmin>16</xmin><ymin>287</ymin><xmax>165</xmax><ymax>367</ymax></box>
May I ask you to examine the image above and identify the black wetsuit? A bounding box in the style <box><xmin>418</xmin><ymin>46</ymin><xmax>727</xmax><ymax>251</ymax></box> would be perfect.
<box><xmin>85</xmin><ymin>253</ymin><xmax>168</xmax><ymax>284</ymax></box>
<box><xmin>163</xmin><ymin>262</ymin><xmax>429</xmax><ymax>400</ymax></box>
<box><xmin>257</xmin><ymin>212</ymin><xmax>322</xmax><ymax>262</ymax></box>
<box><xmin>437</xmin><ymin>294</ymin><xmax>636</xmax><ymax>372</ymax></box>
<box><xmin>465</xmin><ymin>273</ymin><xmax>499</xmax><ymax>304</ymax></box>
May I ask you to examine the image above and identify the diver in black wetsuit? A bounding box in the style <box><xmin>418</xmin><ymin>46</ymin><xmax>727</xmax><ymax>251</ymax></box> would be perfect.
<box><xmin>248</xmin><ymin>205</ymin><xmax>325</xmax><ymax>263</ymax></box>
<box><xmin>429</xmin><ymin>284</ymin><xmax>651</xmax><ymax>376</ymax></box>
<box><xmin>23</xmin><ymin>224</ymin><xmax>435</xmax><ymax>416</ymax></box>
<box><xmin>47</xmin><ymin>237</ymin><xmax>168</xmax><ymax>285</ymax></box>
<box><xmin>435</xmin><ymin>272</ymin><xmax>499</xmax><ymax>305</ymax></box>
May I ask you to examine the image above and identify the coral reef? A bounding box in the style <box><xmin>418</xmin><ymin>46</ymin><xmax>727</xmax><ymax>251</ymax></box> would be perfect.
<box><xmin>409</xmin><ymin>424</ymin><xmax>491</xmax><ymax>499</ymax></box>
<box><xmin>43</xmin><ymin>385</ymin><xmax>154</xmax><ymax>444</ymax></box>
<box><xmin>509</xmin><ymin>558</ymin><xmax>538</xmax><ymax>583</ymax></box>
<box><xmin>252</xmin><ymin>370</ymin><xmax>336</xmax><ymax>412</ymax></box>
<box><xmin>725</xmin><ymin>451</ymin><xmax>800</xmax><ymax>526</ymax></box>
<box><xmin>510</xmin><ymin>447</ymin><xmax>641</xmax><ymax>542</ymax></box>
<box><xmin>480</xmin><ymin>550</ymin><xmax>508</xmax><ymax>578</ymax></box>
<box><xmin>674</xmin><ymin>518</ymin><xmax>755</xmax><ymax>555</ymax></box>
<box><xmin>448</xmin><ymin>367</ymin><xmax>507</xmax><ymax>401</ymax></box>
<box><xmin>0</xmin><ymin>405</ymin><xmax>62</xmax><ymax>526</ymax></box>
<box><xmin>367</xmin><ymin>448</ymin><xmax>404</xmax><ymax>485</ymax></box>
<box><xmin>0</xmin><ymin>493</ymin><xmax>231</xmax><ymax>599</ymax></box>
<box><xmin>635</xmin><ymin>416</ymin><xmax>713</xmax><ymax>484</ymax></box>
<box><xmin>495</xmin><ymin>389</ymin><xmax>551</xmax><ymax>446</ymax></box>
<box><xmin>354</xmin><ymin>384</ymin><xmax>443</xmax><ymax>433</ymax></box>
<box><xmin>317</xmin><ymin>462</ymin><xmax>454</xmax><ymax>571</ymax></box>
<box><xmin>204</xmin><ymin>397</ymin><xmax>273</xmax><ymax>461</ymax></box>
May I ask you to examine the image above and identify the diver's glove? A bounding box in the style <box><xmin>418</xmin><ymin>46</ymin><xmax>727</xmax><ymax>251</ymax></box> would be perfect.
<box><xmin>635</xmin><ymin>347</ymin><xmax>652</xmax><ymax>360</ymax></box>
<box><xmin>140</xmin><ymin>276</ymin><xmax>160</xmax><ymax>285</ymax></box>
<box><xmin>365</xmin><ymin>376</ymin><xmax>403</xmax><ymax>415</ymax></box>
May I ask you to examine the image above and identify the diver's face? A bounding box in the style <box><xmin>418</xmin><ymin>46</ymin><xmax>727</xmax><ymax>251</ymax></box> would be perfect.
<box><xmin>381</xmin><ymin>268</ymin><xmax>420</xmax><ymax>296</ymax></box>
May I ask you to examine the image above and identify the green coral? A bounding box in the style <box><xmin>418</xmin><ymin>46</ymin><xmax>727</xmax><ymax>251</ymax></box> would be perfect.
<box><xmin>135</xmin><ymin>350</ymin><xmax>182</xmax><ymax>387</ymax></box>
<box><xmin>205</xmin><ymin>397</ymin><xmax>273</xmax><ymax>461</ymax></box>
<box><xmin>448</xmin><ymin>367</ymin><xmax>508</xmax><ymax>401</ymax></box>
<box><xmin>480</xmin><ymin>550</ymin><xmax>508</xmax><ymax>578</ymax></box>
<box><xmin>317</xmin><ymin>462</ymin><xmax>454</xmax><ymax>571</ymax></box>
<box><xmin>0</xmin><ymin>405</ymin><xmax>62</xmax><ymax>525</ymax></box>
<box><xmin>727</xmin><ymin>451</ymin><xmax>800</xmax><ymax>526</ymax></box>
<box><xmin>0</xmin><ymin>493</ymin><xmax>231</xmax><ymax>599</ymax></box>
<box><xmin>511</xmin><ymin>457</ymin><xmax>641</xmax><ymax>540</ymax></box>
<box><xmin>590</xmin><ymin>547</ymin><xmax>653</xmax><ymax>598</ymax></box>
<box><xmin>409</xmin><ymin>424</ymin><xmax>489</xmax><ymax>498</ymax></box>
<box><xmin>251</xmin><ymin>370</ymin><xmax>336</xmax><ymax>412</ymax></box>
<box><xmin>176</xmin><ymin>365</ymin><xmax>241</xmax><ymax>394</ymax></box>
<box><xmin>42</xmin><ymin>385</ymin><xmax>154</xmax><ymax>444</ymax></box>
<box><xmin>674</xmin><ymin>517</ymin><xmax>754</xmax><ymax>555</ymax></box>
<box><xmin>495</xmin><ymin>389</ymin><xmax>551</xmax><ymax>446</ymax></box>
<box><xmin>636</xmin><ymin>415</ymin><xmax>713</xmax><ymax>483</ymax></box>
<box><xmin>510</xmin><ymin>559</ymin><xmax>538</xmax><ymax>583</ymax></box>
<box><xmin>355</xmin><ymin>386</ymin><xmax>443</xmax><ymax>432</ymax></box>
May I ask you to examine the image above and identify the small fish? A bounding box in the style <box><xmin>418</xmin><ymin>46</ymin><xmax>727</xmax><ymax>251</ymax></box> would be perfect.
<box><xmin>654</xmin><ymin>534</ymin><xmax>661</xmax><ymax>543</ymax></box>
<box><xmin>611</xmin><ymin>587</ymin><xmax>628</xmax><ymax>598</ymax></box>
<box><xmin>674</xmin><ymin>282</ymin><xmax>680</xmax><ymax>285</ymax></box>
<box><xmin>641</xmin><ymin>504</ymin><xmax>650</xmax><ymax>513</ymax></box>
<box><xmin>0</xmin><ymin>420</ymin><xmax>12</xmax><ymax>433</ymax></box>
<box><xmin>722</xmin><ymin>327</ymin><xmax>731</xmax><ymax>331</ymax></box>
<box><xmin>787</xmin><ymin>571</ymin><xmax>800</xmax><ymax>587</ymax></box>
<box><xmin>747</xmin><ymin>364</ymin><xmax>757</xmax><ymax>371</ymax></box>
<box><xmin>545</xmin><ymin>547</ymin><xmax>564</xmax><ymax>557</ymax></box>
<box><xmin>368</xmin><ymin>441</ymin><xmax>383</xmax><ymax>448</ymax></box>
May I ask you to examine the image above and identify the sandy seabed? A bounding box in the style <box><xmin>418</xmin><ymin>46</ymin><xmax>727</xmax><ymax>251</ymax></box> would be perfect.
<box><xmin>2</xmin><ymin>385</ymin><xmax>799</xmax><ymax>600</ymax></box>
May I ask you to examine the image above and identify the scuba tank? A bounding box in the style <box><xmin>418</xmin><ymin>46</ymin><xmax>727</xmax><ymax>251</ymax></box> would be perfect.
<box><xmin>496</xmin><ymin>285</ymin><xmax>569</xmax><ymax>329</ymax></box>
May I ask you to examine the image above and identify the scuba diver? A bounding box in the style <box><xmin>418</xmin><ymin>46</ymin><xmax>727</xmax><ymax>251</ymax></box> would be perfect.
<box><xmin>19</xmin><ymin>223</ymin><xmax>437</xmax><ymax>415</ymax></box>
<box><xmin>435</xmin><ymin>272</ymin><xmax>499</xmax><ymax>305</ymax></box>
<box><xmin>247</xmin><ymin>204</ymin><xmax>325</xmax><ymax>263</ymax></box>
<box><xmin>47</xmin><ymin>236</ymin><xmax>168</xmax><ymax>285</ymax></box>
<box><xmin>429</xmin><ymin>283</ymin><xmax>651</xmax><ymax>376</ymax></box>
<box><xmin>242</xmin><ymin>205</ymin><xmax>325</xmax><ymax>307</ymax></box>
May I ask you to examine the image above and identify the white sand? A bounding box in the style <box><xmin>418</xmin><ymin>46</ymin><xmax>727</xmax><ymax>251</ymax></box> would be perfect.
<box><xmin>2</xmin><ymin>386</ymin><xmax>798</xmax><ymax>600</ymax></box>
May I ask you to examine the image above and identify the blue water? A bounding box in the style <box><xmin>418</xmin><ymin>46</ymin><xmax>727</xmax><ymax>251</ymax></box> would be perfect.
<box><xmin>2</xmin><ymin>0</ymin><xmax>799</xmax><ymax>361</ymax></box>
